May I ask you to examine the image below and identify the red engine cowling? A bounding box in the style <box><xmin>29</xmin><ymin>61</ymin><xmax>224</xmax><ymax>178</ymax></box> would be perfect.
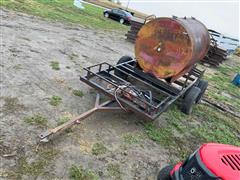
<box><xmin>199</xmin><ymin>143</ymin><xmax>240</xmax><ymax>180</ymax></box>
<box><xmin>170</xmin><ymin>143</ymin><xmax>240</xmax><ymax>180</ymax></box>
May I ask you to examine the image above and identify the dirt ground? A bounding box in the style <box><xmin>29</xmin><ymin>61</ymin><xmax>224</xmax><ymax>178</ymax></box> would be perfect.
<box><xmin>0</xmin><ymin>9</ymin><xmax>169</xmax><ymax>179</ymax></box>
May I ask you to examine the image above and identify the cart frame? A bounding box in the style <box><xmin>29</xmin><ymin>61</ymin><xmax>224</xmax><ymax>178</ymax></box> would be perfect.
<box><xmin>80</xmin><ymin>59</ymin><xmax>204</xmax><ymax>120</ymax></box>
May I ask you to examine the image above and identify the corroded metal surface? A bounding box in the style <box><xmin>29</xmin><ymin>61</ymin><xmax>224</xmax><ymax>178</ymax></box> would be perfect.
<box><xmin>135</xmin><ymin>17</ymin><xmax>210</xmax><ymax>82</ymax></box>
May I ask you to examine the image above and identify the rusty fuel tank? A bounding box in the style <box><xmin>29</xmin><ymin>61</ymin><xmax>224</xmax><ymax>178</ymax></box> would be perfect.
<box><xmin>135</xmin><ymin>17</ymin><xmax>210</xmax><ymax>82</ymax></box>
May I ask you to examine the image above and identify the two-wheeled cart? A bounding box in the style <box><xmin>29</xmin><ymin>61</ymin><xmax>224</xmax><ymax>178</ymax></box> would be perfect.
<box><xmin>39</xmin><ymin>56</ymin><xmax>208</xmax><ymax>142</ymax></box>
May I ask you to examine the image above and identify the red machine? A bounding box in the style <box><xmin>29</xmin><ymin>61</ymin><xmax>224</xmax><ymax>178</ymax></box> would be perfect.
<box><xmin>158</xmin><ymin>143</ymin><xmax>240</xmax><ymax>180</ymax></box>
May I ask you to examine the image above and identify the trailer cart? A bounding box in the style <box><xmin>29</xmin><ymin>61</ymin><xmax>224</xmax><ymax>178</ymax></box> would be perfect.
<box><xmin>39</xmin><ymin>56</ymin><xmax>207</xmax><ymax>142</ymax></box>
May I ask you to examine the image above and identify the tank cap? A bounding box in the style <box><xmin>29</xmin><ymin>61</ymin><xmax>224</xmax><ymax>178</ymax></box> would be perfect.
<box><xmin>191</xmin><ymin>16</ymin><xmax>196</xmax><ymax>19</ymax></box>
<box><xmin>172</xmin><ymin>15</ymin><xmax>178</xmax><ymax>19</ymax></box>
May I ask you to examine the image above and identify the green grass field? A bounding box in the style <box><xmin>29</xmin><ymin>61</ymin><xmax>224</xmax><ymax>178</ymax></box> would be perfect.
<box><xmin>1</xmin><ymin>0</ymin><xmax>129</xmax><ymax>31</ymax></box>
<box><xmin>205</xmin><ymin>62</ymin><xmax>240</xmax><ymax>111</ymax></box>
<box><xmin>143</xmin><ymin>55</ymin><xmax>240</xmax><ymax>162</ymax></box>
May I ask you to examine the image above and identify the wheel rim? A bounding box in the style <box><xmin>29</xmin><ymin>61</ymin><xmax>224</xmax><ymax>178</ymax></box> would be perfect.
<box><xmin>105</xmin><ymin>13</ymin><xmax>109</xmax><ymax>18</ymax></box>
<box><xmin>120</xmin><ymin>19</ymin><xmax>124</xmax><ymax>24</ymax></box>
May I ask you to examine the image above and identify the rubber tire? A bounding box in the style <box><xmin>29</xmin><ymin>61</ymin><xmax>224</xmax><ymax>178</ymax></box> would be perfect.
<box><xmin>104</xmin><ymin>13</ymin><xmax>109</xmax><ymax>18</ymax></box>
<box><xmin>120</xmin><ymin>18</ymin><xmax>124</xmax><ymax>24</ymax></box>
<box><xmin>196</xmin><ymin>80</ymin><xmax>208</xmax><ymax>104</ymax></box>
<box><xmin>157</xmin><ymin>165</ymin><xmax>173</xmax><ymax>180</ymax></box>
<box><xmin>181</xmin><ymin>86</ymin><xmax>201</xmax><ymax>115</ymax></box>
<box><xmin>114</xmin><ymin>56</ymin><xmax>133</xmax><ymax>80</ymax></box>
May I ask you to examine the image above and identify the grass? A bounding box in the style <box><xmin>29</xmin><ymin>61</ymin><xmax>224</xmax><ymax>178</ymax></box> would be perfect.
<box><xmin>1</xmin><ymin>0</ymin><xmax>129</xmax><ymax>31</ymax></box>
<box><xmin>204</xmin><ymin>59</ymin><xmax>240</xmax><ymax>111</ymax></box>
<box><xmin>16</xmin><ymin>148</ymin><xmax>59</xmax><ymax>179</ymax></box>
<box><xmin>24</xmin><ymin>114</ymin><xmax>48</xmax><ymax>127</ymax></box>
<box><xmin>57</xmin><ymin>116</ymin><xmax>71</xmax><ymax>126</ymax></box>
<box><xmin>49</xmin><ymin>95</ymin><xmax>62</xmax><ymax>106</ymax></box>
<box><xmin>107</xmin><ymin>163</ymin><xmax>121</xmax><ymax>180</ymax></box>
<box><xmin>69</xmin><ymin>165</ymin><xmax>98</xmax><ymax>180</ymax></box>
<box><xmin>72</xmin><ymin>89</ymin><xmax>84</xmax><ymax>97</ymax></box>
<box><xmin>0</xmin><ymin>97</ymin><xmax>26</xmax><ymax>115</ymax></box>
<box><xmin>50</xmin><ymin>61</ymin><xmax>60</xmax><ymax>70</ymax></box>
<box><xmin>144</xmin><ymin>104</ymin><xmax>240</xmax><ymax>162</ymax></box>
<box><xmin>192</xmin><ymin>105</ymin><xmax>240</xmax><ymax>145</ymax></box>
<box><xmin>91</xmin><ymin>143</ymin><xmax>107</xmax><ymax>156</ymax></box>
<box><xmin>123</xmin><ymin>133</ymin><xmax>140</xmax><ymax>144</ymax></box>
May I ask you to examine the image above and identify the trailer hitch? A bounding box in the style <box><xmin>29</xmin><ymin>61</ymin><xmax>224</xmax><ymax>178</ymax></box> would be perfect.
<box><xmin>39</xmin><ymin>94</ymin><xmax>123</xmax><ymax>142</ymax></box>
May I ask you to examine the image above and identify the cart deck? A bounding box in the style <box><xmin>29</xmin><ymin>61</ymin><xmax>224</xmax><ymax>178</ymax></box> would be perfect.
<box><xmin>80</xmin><ymin>59</ymin><xmax>204</xmax><ymax>120</ymax></box>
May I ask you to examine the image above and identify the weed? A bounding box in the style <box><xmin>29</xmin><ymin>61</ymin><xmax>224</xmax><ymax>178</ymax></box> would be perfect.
<box><xmin>107</xmin><ymin>163</ymin><xmax>121</xmax><ymax>180</ymax></box>
<box><xmin>57</xmin><ymin>116</ymin><xmax>71</xmax><ymax>126</ymax></box>
<box><xmin>0</xmin><ymin>97</ymin><xmax>26</xmax><ymax>115</ymax></box>
<box><xmin>50</xmin><ymin>61</ymin><xmax>60</xmax><ymax>70</ymax></box>
<box><xmin>24</xmin><ymin>115</ymin><xmax>47</xmax><ymax>127</ymax></box>
<box><xmin>49</xmin><ymin>95</ymin><xmax>62</xmax><ymax>106</ymax></box>
<box><xmin>92</xmin><ymin>143</ymin><xmax>107</xmax><ymax>156</ymax></box>
<box><xmin>123</xmin><ymin>133</ymin><xmax>140</xmax><ymax>144</ymax></box>
<box><xmin>0</xmin><ymin>170</ymin><xmax>20</xmax><ymax>179</ymax></box>
<box><xmin>16</xmin><ymin>148</ymin><xmax>59</xmax><ymax>178</ymax></box>
<box><xmin>72</xmin><ymin>90</ymin><xmax>84</xmax><ymax>97</ymax></box>
<box><xmin>69</xmin><ymin>165</ymin><xmax>98</xmax><ymax>180</ymax></box>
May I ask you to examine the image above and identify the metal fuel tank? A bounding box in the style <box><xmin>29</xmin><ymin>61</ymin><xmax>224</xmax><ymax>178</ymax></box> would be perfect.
<box><xmin>135</xmin><ymin>17</ymin><xmax>210</xmax><ymax>82</ymax></box>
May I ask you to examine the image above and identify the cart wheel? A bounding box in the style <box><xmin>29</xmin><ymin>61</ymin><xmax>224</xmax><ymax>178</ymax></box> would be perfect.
<box><xmin>196</xmin><ymin>80</ymin><xmax>208</xmax><ymax>104</ymax></box>
<box><xmin>114</xmin><ymin>56</ymin><xmax>133</xmax><ymax>80</ymax></box>
<box><xmin>157</xmin><ymin>165</ymin><xmax>173</xmax><ymax>180</ymax></box>
<box><xmin>181</xmin><ymin>86</ymin><xmax>201</xmax><ymax>115</ymax></box>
